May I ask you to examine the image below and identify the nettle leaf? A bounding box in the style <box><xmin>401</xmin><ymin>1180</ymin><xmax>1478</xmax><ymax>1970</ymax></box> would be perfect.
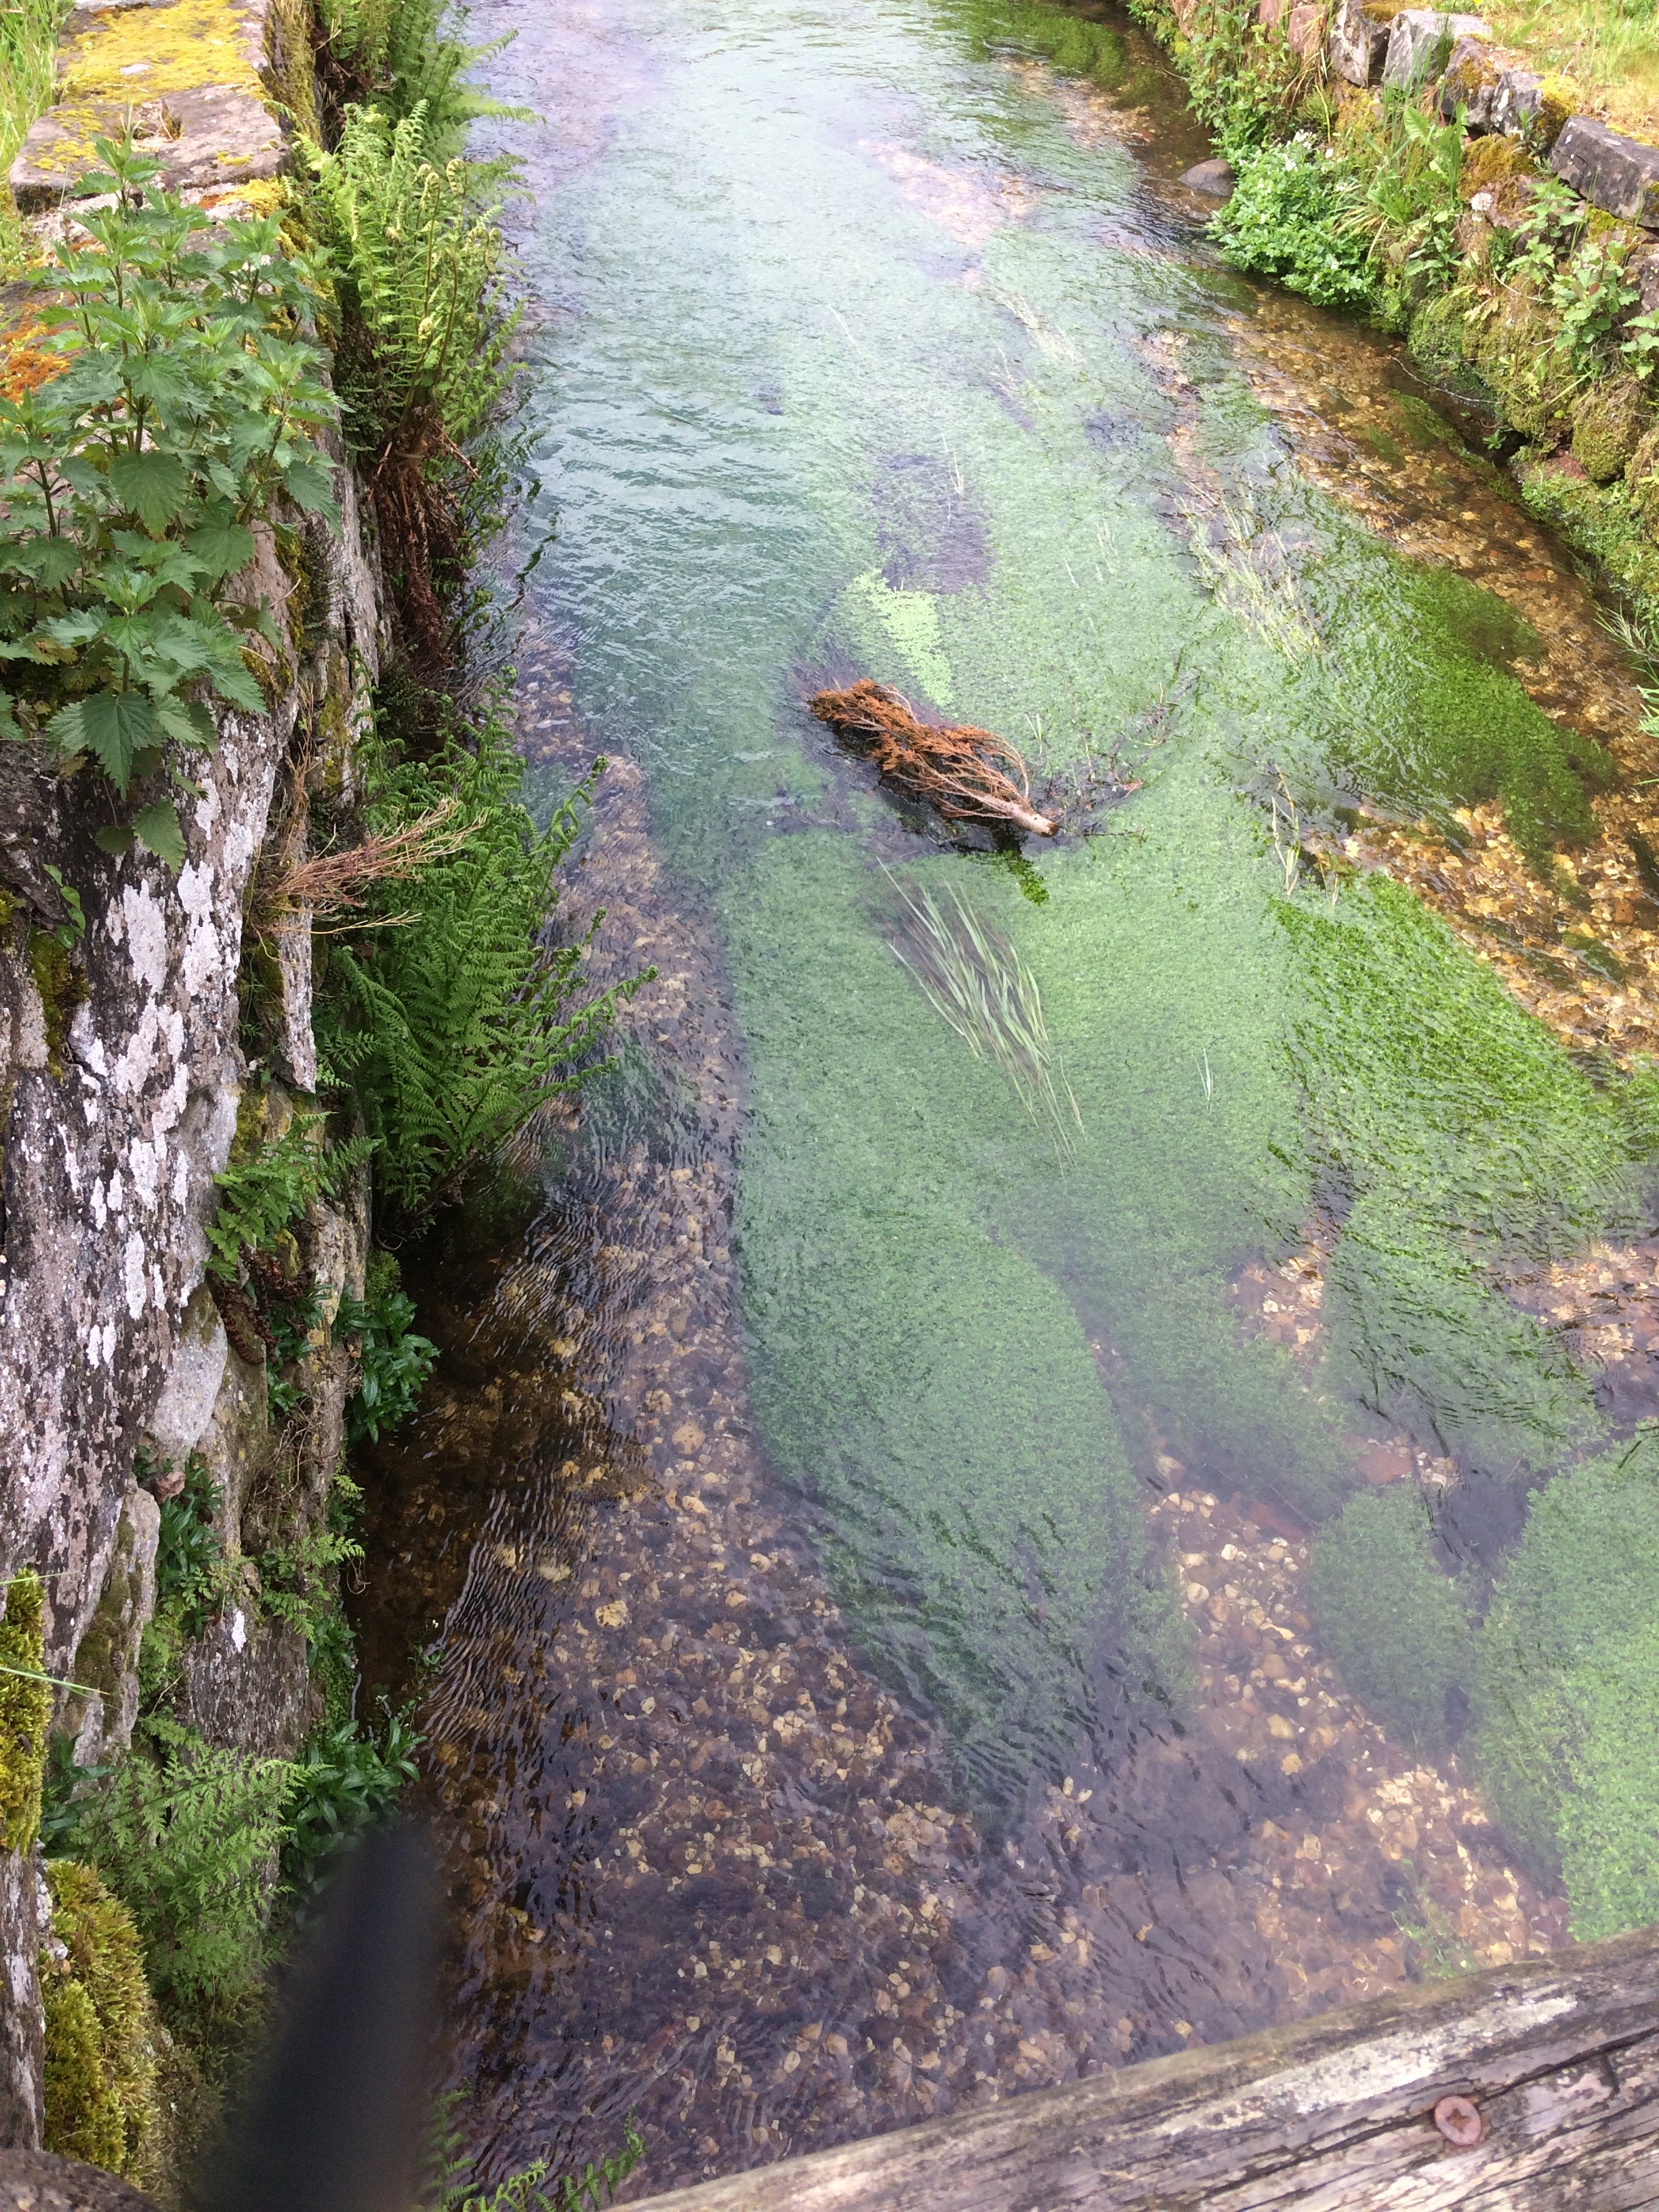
<box><xmin>133</xmin><ymin>798</ymin><xmax>186</xmax><ymax>869</ymax></box>
<box><xmin>107</xmin><ymin>450</ymin><xmax>191</xmax><ymax>535</ymax></box>
<box><xmin>93</xmin><ymin>822</ymin><xmax>137</xmax><ymax>856</ymax></box>
<box><xmin>281</xmin><ymin>455</ymin><xmax>337</xmax><ymax>518</ymax></box>
<box><xmin>156</xmin><ymin>698</ymin><xmax>218</xmax><ymax>754</ymax></box>
<box><xmin>186</xmin><ymin>511</ymin><xmax>256</xmax><ymax>583</ymax></box>
<box><xmin>43</xmin><ymin>612</ymin><xmax>102</xmax><ymax>647</ymax></box>
<box><xmin>0</xmin><ymin>537</ymin><xmax>79</xmax><ymax>588</ymax></box>
<box><xmin>49</xmin><ymin>691</ymin><xmax>156</xmax><ymax>794</ymax></box>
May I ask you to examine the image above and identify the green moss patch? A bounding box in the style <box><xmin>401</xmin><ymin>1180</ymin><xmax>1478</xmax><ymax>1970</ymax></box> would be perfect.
<box><xmin>42</xmin><ymin>1860</ymin><xmax>162</xmax><ymax>2188</ymax></box>
<box><xmin>0</xmin><ymin>1570</ymin><xmax>50</xmax><ymax>1855</ymax></box>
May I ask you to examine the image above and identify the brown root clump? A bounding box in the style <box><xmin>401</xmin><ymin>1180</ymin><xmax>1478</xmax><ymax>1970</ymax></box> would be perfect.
<box><xmin>810</xmin><ymin>679</ymin><xmax>1056</xmax><ymax>837</ymax></box>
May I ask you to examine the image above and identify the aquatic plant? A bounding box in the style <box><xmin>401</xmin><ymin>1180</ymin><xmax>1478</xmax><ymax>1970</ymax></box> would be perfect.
<box><xmin>1306</xmin><ymin>1486</ymin><xmax>1473</xmax><ymax>1754</ymax></box>
<box><xmin>887</xmin><ymin>873</ymin><xmax>1080</xmax><ymax>1162</ymax></box>
<box><xmin>1183</xmin><ymin>492</ymin><xmax>1322</xmax><ymax>663</ymax></box>
<box><xmin>811</xmin><ymin>679</ymin><xmax>1056</xmax><ymax>836</ymax></box>
<box><xmin>1474</xmin><ymin>1433</ymin><xmax>1659</xmax><ymax>1930</ymax></box>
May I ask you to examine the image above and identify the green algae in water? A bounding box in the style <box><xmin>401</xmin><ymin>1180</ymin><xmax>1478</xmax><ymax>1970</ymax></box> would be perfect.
<box><xmin>1307</xmin><ymin>1487</ymin><xmax>1474</xmax><ymax>1755</ymax></box>
<box><xmin>1282</xmin><ymin>874</ymin><xmax>1644</xmax><ymax>1476</ymax></box>
<box><xmin>1474</xmin><ymin>1433</ymin><xmax>1659</xmax><ymax>1934</ymax></box>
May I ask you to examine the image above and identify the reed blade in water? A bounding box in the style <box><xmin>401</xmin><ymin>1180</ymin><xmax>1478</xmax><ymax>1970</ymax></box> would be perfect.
<box><xmin>886</xmin><ymin>874</ymin><xmax>1081</xmax><ymax>1164</ymax></box>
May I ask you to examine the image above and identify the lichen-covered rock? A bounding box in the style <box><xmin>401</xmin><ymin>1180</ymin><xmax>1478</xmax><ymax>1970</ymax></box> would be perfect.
<box><xmin>40</xmin><ymin>1862</ymin><xmax>161</xmax><ymax>2190</ymax></box>
<box><xmin>1571</xmin><ymin>375</ymin><xmax>1652</xmax><ymax>483</ymax></box>
<box><xmin>1436</xmin><ymin>33</ymin><xmax>1507</xmax><ymax>128</ymax></box>
<box><xmin>1490</xmin><ymin>68</ymin><xmax>1569</xmax><ymax>150</ymax></box>
<box><xmin>1629</xmin><ymin>423</ymin><xmax>1659</xmax><ymax>525</ymax></box>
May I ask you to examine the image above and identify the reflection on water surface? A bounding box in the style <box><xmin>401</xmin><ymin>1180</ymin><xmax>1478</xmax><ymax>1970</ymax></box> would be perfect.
<box><xmin>350</xmin><ymin>0</ymin><xmax>1659</xmax><ymax>2191</ymax></box>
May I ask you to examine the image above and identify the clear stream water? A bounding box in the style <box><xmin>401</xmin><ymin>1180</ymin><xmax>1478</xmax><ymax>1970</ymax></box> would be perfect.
<box><xmin>350</xmin><ymin>0</ymin><xmax>1659</xmax><ymax>2192</ymax></box>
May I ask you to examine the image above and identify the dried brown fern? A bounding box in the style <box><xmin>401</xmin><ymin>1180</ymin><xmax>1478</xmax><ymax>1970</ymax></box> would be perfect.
<box><xmin>810</xmin><ymin>679</ymin><xmax>1056</xmax><ymax>837</ymax></box>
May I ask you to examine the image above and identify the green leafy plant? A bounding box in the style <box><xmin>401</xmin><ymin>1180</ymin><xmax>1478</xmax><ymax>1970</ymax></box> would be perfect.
<box><xmin>72</xmin><ymin>1720</ymin><xmax>293</xmax><ymax>2009</ymax></box>
<box><xmin>316</xmin><ymin>716</ymin><xmax>635</xmax><ymax>1222</ymax></box>
<box><xmin>154</xmin><ymin>1454</ymin><xmax>226</xmax><ymax>1641</ymax></box>
<box><xmin>282</xmin><ymin>1706</ymin><xmax>420</xmax><ymax>1906</ymax></box>
<box><xmin>264</xmin><ymin>1284</ymin><xmax>327</xmax><ymax>1417</ymax></box>
<box><xmin>255</xmin><ymin>1478</ymin><xmax>366</xmax><ymax>1650</ymax></box>
<box><xmin>337</xmin><ymin>1270</ymin><xmax>437</xmax><ymax>1445</ymax></box>
<box><xmin>0</xmin><ymin>138</ymin><xmax>338</xmax><ymax>861</ymax></box>
<box><xmin>309</xmin><ymin>102</ymin><xmax>519</xmax><ymax>655</ymax></box>
<box><xmin>1211</xmin><ymin>136</ymin><xmax>1376</xmax><ymax>314</ymax></box>
<box><xmin>315</xmin><ymin>0</ymin><xmax>527</xmax><ymax>150</ymax></box>
<box><xmin>207</xmin><ymin>1113</ymin><xmax>369</xmax><ymax>1281</ymax></box>
<box><xmin>1552</xmin><ymin>236</ymin><xmax>1639</xmax><ymax>382</ymax></box>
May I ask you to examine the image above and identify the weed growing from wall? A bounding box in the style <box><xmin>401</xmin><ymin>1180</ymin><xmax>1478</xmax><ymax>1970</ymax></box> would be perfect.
<box><xmin>316</xmin><ymin>714</ymin><xmax>634</xmax><ymax>1224</ymax></box>
<box><xmin>0</xmin><ymin>139</ymin><xmax>338</xmax><ymax>863</ymax></box>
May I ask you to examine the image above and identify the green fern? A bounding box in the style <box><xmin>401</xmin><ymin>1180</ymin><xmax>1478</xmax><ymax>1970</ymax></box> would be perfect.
<box><xmin>316</xmin><ymin>0</ymin><xmax>528</xmax><ymax>150</ymax></box>
<box><xmin>316</xmin><ymin>714</ymin><xmax>636</xmax><ymax>1221</ymax></box>
<box><xmin>309</xmin><ymin>101</ymin><xmax>518</xmax><ymax>472</ymax></box>
<box><xmin>207</xmin><ymin>1115</ymin><xmax>373</xmax><ymax>1280</ymax></box>
<box><xmin>71</xmin><ymin>1721</ymin><xmax>293</xmax><ymax>2008</ymax></box>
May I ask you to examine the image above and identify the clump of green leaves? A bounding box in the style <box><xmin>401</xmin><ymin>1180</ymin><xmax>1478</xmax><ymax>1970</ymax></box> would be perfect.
<box><xmin>316</xmin><ymin>714</ymin><xmax>634</xmax><ymax>1223</ymax></box>
<box><xmin>255</xmin><ymin>1471</ymin><xmax>366</xmax><ymax>1648</ymax></box>
<box><xmin>68</xmin><ymin>1719</ymin><xmax>293</xmax><ymax>2011</ymax></box>
<box><xmin>316</xmin><ymin>0</ymin><xmax>526</xmax><ymax>153</ymax></box>
<box><xmin>1211</xmin><ymin>136</ymin><xmax>1376</xmax><ymax>314</ymax></box>
<box><xmin>207</xmin><ymin>1112</ymin><xmax>369</xmax><ymax>1281</ymax></box>
<box><xmin>309</xmin><ymin>102</ymin><xmax>518</xmax><ymax>653</ymax></box>
<box><xmin>283</xmin><ymin>1706</ymin><xmax>420</xmax><ymax>1908</ymax></box>
<box><xmin>337</xmin><ymin>1259</ymin><xmax>436</xmax><ymax>1445</ymax></box>
<box><xmin>0</xmin><ymin>138</ymin><xmax>338</xmax><ymax>863</ymax></box>
<box><xmin>1552</xmin><ymin>237</ymin><xmax>1641</xmax><ymax>384</ymax></box>
<box><xmin>1337</xmin><ymin>92</ymin><xmax>1465</xmax><ymax>305</ymax></box>
<box><xmin>154</xmin><ymin>1454</ymin><xmax>226</xmax><ymax>1641</ymax></box>
<box><xmin>1307</xmin><ymin>1486</ymin><xmax>1473</xmax><ymax>1753</ymax></box>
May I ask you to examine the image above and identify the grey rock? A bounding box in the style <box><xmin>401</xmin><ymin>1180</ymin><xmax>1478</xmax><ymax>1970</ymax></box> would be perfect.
<box><xmin>144</xmin><ymin>1282</ymin><xmax>228</xmax><ymax>1465</ymax></box>
<box><xmin>0</xmin><ymin>1854</ymin><xmax>41</xmax><ymax>2148</ymax></box>
<box><xmin>1381</xmin><ymin>9</ymin><xmax>1490</xmax><ymax>91</ymax></box>
<box><xmin>11</xmin><ymin>84</ymin><xmax>284</xmax><ymax>211</ymax></box>
<box><xmin>64</xmin><ymin>1486</ymin><xmax>160</xmax><ymax>1770</ymax></box>
<box><xmin>1326</xmin><ymin>0</ymin><xmax>1391</xmax><ymax>86</ymax></box>
<box><xmin>1490</xmin><ymin>67</ymin><xmax>1547</xmax><ymax>143</ymax></box>
<box><xmin>0</xmin><ymin>2154</ymin><xmax>159</xmax><ymax>2212</ymax></box>
<box><xmin>1436</xmin><ymin>35</ymin><xmax>1504</xmax><ymax>129</ymax></box>
<box><xmin>1179</xmin><ymin>159</ymin><xmax>1234</xmax><ymax>198</ymax></box>
<box><xmin>1551</xmin><ymin>114</ymin><xmax>1659</xmax><ymax>228</ymax></box>
<box><xmin>1631</xmin><ymin>244</ymin><xmax>1659</xmax><ymax>316</ymax></box>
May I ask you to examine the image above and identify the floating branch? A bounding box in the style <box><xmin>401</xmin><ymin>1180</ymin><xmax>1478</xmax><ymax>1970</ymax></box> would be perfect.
<box><xmin>887</xmin><ymin>873</ymin><xmax>1082</xmax><ymax>1164</ymax></box>
<box><xmin>811</xmin><ymin>679</ymin><xmax>1057</xmax><ymax>837</ymax></box>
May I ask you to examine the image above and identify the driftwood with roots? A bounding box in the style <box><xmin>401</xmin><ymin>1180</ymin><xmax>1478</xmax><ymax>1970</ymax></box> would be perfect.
<box><xmin>810</xmin><ymin>680</ymin><xmax>1056</xmax><ymax>837</ymax></box>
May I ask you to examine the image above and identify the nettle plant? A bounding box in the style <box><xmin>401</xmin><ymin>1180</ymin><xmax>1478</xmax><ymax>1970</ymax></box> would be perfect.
<box><xmin>0</xmin><ymin>138</ymin><xmax>339</xmax><ymax>865</ymax></box>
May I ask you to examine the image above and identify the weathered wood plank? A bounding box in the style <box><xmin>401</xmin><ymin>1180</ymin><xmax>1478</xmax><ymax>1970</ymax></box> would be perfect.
<box><xmin>626</xmin><ymin>1928</ymin><xmax>1659</xmax><ymax>2212</ymax></box>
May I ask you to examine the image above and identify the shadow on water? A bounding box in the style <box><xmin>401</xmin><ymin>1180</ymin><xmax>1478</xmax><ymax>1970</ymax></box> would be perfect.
<box><xmin>347</xmin><ymin>0</ymin><xmax>1659</xmax><ymax>2191</ymax></box>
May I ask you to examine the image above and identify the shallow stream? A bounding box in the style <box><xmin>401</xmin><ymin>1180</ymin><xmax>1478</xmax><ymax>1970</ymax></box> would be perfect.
<box><xmin>350</xmin><ymin>0</ymin><xmax>1659</xmax><ymax>2191</ymax></box>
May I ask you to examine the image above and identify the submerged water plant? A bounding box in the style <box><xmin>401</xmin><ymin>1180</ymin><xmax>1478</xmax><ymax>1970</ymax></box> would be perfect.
<box><xmin>811</xmin><ymin>679</ymin><xmax>1055</xmax><ymax>836</ymax></box>
<box><xmin>888</xmin><ymin>874</ymin><xmax>1081</xmax><ymax>1162</ymax></box>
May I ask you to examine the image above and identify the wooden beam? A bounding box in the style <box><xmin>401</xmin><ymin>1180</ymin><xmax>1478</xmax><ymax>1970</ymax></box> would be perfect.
<box><xmin>626</xmin><ymin>1927</ymin><xmax>1659</xmax><ymax>2211</ymax></box>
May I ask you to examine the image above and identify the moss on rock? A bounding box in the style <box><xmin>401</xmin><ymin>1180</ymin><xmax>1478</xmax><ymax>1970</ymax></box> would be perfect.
<box><xmin>1570</xmin><ymin>375</ymin><xmax>1652</xmax><ymax>485</ymax></box>
<box><xmin>41</xmin><ymin>1860</ymin><xmax>163</xmax><ymax>2188</ymax></box>
<box><xmin>0</xmin><ymin>1570</ymin><xmax>51</xmax><ymax>1854</ymax></box>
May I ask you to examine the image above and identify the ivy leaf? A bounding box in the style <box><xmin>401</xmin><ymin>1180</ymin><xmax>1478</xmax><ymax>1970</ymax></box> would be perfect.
<box><xmin>282</xmin><ymin>455</ymin><xmax>337</xmax><ymax>518</ymax></box>
<box><xmin>48</xmin><ymin>691</ymin><xmax>156</xmax><ymax>795</ymax></box>
<box><xmin>107</xmin><ymin>451</ymin><xmax>191</xmax><ymax>535</ymax></box>
<box><xmin>133</xmin><ymin>799</ymin><xmax>186</xmax><ymax>869</ymax></box>
<box><xmin>186</xmin><ymin>512</ymin><xmax>256</xmax><ymax>583</ymax></box>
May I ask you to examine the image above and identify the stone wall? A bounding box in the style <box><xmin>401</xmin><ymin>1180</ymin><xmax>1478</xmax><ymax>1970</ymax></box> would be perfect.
<box><xmin>0</xmin><ymin>0</ymin><xmax>384</xmax><ymax>2147</ymax></box>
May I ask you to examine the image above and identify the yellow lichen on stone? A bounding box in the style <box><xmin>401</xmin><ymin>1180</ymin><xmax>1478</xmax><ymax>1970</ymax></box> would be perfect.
<box><xmin>0</xmin><ymin>1570</ymin><xmax>51</xmax><ymax>1856</ymax></box>
<box><xmin>61</xmin><ymin>0</ymin><xmax>264</xmax><ymax>104</ymax></box>
<box><xmin>42</xmin><ymin>1861</ymin><xmax>164</xmax><ymax>2189</ymax></box>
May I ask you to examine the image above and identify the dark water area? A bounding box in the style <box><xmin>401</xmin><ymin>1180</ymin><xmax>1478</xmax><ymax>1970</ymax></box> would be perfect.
<box><xmin>349</xmin><ymin>0</ymin><xmax>1659</xmax><ymax>2193</ymax></box>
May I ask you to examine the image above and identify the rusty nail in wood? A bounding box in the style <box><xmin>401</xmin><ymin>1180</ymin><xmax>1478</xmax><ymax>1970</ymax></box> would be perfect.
<box><xmin>1433</xmin><ymin>2094</ymin><xmax>1488</xmax><ymax>2148</ymax></box>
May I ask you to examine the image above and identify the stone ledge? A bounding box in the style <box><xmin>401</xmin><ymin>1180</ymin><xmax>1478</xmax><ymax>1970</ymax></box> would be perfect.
<box><xmin>8</xmin><ymin>0</ymin><xmax>285</xmax><ymax>210</ymax></box>
<box><xmin>1551</xmin><ymin>114</ymin><xmax>1659</xmax><ymax>229</ymax></box>
<box><xmin>1381</xmin><ymin>9</ymin><xmax>1490</xmax><ymax>93</ymax></box>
